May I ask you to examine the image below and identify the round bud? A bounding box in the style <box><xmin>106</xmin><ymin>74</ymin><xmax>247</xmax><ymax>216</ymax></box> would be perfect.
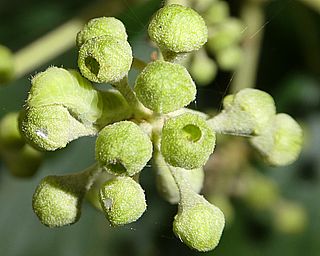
<box><xmin>0</xmin><ymin>45</ymin><xmax>14</xmax><ymax>84</ymax></box>
<box><xmin>20</xmin><ymin>105</ymin><xmax>96</xmax><ymax>151</ymax></box>
<box><xmin>95</xmin><ymin>121</ymin><xmax>153</xmax><ymax>176</ymax></box>
<box><xmin>216</xmin><ymin>46</ymin><xmax>242</xmax><ymax>71</ymax></box>
<box><xmin>78</xmin><ymin>36</ymin><xmax>132</xmax><ymax>84</ymax></box>
<box><xmin>204</xmin><ymin>0</ymin><xmax>230</xmax><ymax>25</ymax></box>
<box><xmin>76</xmin><ymin>17</ymin><xmax>127</xmax><ymax>48</ymax></box>
<box><xmin>222</xmin><ymin>94</ymin><xmax>234</xmax><ymax>110</ymax></box>
<box><xmin>173</xmin><ymin>203</ymin><xmax>225</xmax><ymax>251</ymax></box>
<box><xmin>232</xmin><ymin>88</ymin><xmax>276</xmax><ymax>134</ymax></box>
<box><xmin>250</xmin><ymin>113</ymin><xmax>303</xmax><ymax>166</ymax></box>
<box><xmin>0</xmin><ymin>112</ymin><xmax>25</xmax><ymax>150</ymax></box>
<box><xmin>134</xmin><ymin>60</ymin><xmax>196</xmax><ymax>113</ymax></box>
<box><xmin>32</xmin><ymin>175</ymin><xmax>86</xmax><ymax>227</ymax></box>
<box><xmin>207</xmin><ymin>18</ymin><xmax>244</xmax><ymax>52</ymax></box>
<box><xmin>161</xmin><ymin>113</ymin><xmax>215</xmax><ymax>169</ymax></box>
<box><xmin>189</xmin><ymin>50</ymin><xmax>217</xmax><ymax>86</ymax></box>
<box><xmin>28</xmin><ymin>67</ymin><xmax>102</xmax><ymax>124</ymax></box>
<box><xmin>273</xmin><ymin>201</ymin><xmax>307</xmax><ymax>234</ymax></box>
<box><xmin>148</xmin><ymin>4</ymin><xmax>208</xmax><ymax>53</ymax></box>
<box><xmin>99</xmin><ymin>177</ymin><xmax>146</xmax><ymax>226</ymax></box>
<box><xmin>3</xmin><ymin>144</ymin><xmax>43</xmax><ymax>177</ymax></box>
<box><xmin>243</xmin><ymin>173</ymin><xmax>279</xmax><ymax>211</ymax></box>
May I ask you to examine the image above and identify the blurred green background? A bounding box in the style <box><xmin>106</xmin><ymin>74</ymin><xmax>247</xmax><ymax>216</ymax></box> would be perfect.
<box><xmin>0</xmin><ymin>0</ymin><xmax>320</xmax><ymax>255</ymax></box>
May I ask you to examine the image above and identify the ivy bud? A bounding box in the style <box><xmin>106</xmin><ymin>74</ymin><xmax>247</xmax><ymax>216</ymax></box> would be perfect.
<box><xmin>32</xmin><ymin>174</ymin><xmax>87</xmax><ymax>227</ymax></box>
<box><xmin>76</xmin><ymin>17</ymin><xmax>127</xmax><ymax>48</ymax></box>
<box><xmin>134</xmin><ymin>60</ymin><xmax>196</xmax><ymax>114</ymax></box>
<box><xmin>99</xmin><ymin>176</ymin><xmax>146</xmax><ymax>226</ymax></box>
<box><xmin>207</xmin><ymin>18</ymin><xmax>244</xmax><ymax>52</ymax></box>
<box><xmin>0</xmin><ymin>112</ymin><xmax>25</xmax><ymax>150</ymax></box>
<box><xmin>0</xmin><ymin>45</ymin><xmax>14</xmax><ymax>84</ymax></box>
<box><xmin>232</xmin><ymin>88</ymin><xmax>276</xmax><ymax>134</ymax></box>
<box><xmin>173</xmin><ymin>202</ymin><xmax>225</xmax><ymax>251</ymax></box>
<box><xmin>20</xmin><ymin>105</ymin><xmax>96</xmax><ymax>151</ymax></box>
<box><xmin>95</xmin><ymin>121</ymin><xmax>153</xmax><ymax>176</ymax></box>
<box><xmin>273</xmin><ymin>201</ymin><xmax>307</xmax><ymax>234</ymax></box>
<box><xmin>78</xmin><ymin>36</ymin><xmax>132</xmax><ymax>84</ymax></box>
<box><xmin>215</xmin><ymin>46</ymin><xmax>242</xmax><ymax>71</ymax></box>
<box><xmin>28</xmin><ymin>67</ymin><xmax>102</xmax><ymax>124</ymax></box>
<box><xmin>3</xmin><ymin>144</ymin><xmax>42</xmax><ymax>177</ymax></box>
<box><xmin>161</xmin><ymin>113</ymin><xmax>215</xmax><ymax>169</ymax></box>
<box><xmin>189</xmin><ymin>49</ymin><xmax>217</xmax><ymax>86</ymax></box>
<box><xmin>243</xmin><ymin>172</ymin><xmax>279</xmax><ymax>211</ymax></box>
<box><xmin>250</xmin><ymin>113</ymin><xmax>303</xmax><ymax>166</ymax></box>
<box><xmin>148</xmin><ymin>4</ymin><xmax>208</xmax><ymax>54</ymax></box>
<box><xmin>204</xmin><ymin>0</ymin><xmax>230</xmax><ymax>25</ymax></box>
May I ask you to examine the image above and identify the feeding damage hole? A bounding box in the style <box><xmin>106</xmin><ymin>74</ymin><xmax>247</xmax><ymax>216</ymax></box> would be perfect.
<box><xmin>85</xmin><ymin>56</ymin><xmax>100</xmax><ymax>76</ymax></box>
<box><xmin>107</xmin><ymin>161</ymin><xmax>127</xmax><ymax>174</ymax></box>
<box><xmin>103</xmin><ymin>198</ymin><xmax>113</xmax><ymax>210</ymax></box>
<box><xmin>182</xmin><ymin>124</ymin><xmax>201</xmax><ymax>142</ymax></box>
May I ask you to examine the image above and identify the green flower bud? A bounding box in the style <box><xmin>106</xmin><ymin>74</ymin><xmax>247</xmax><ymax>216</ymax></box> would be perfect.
<box><xmin>95</xmin><ymin>121</ymin><xmax>153</xmax><ymax>176</ymax></box>
<box><xmin>204</xmin><ymin>0</ymin><xmax>230</xmax><ymax>25</ymax></box>
<box><xmin>33</xmin><ymin>174</ymin><xmax>88</xmax><ymax>227</ymax></box>
<box><xmin>99</xmin><ymin>176</ymin><xmax>146</xmax><ymax>226</ymax></box>
<box><xmin>207</xmin><ymin>18</ymin><xmax>244</xmax><ymax>52</ymax></box>
<box><xmin>148</xmin><ymin>4</ymin><xmax>208</xmax><ymax>54</ymax></box>
<box><xmin>189</xmin><ymin>50</ymin><xmax>217</xmax><ymax>86</ymax></box>
<box><xmin>0</xmin><ymin>45</ymin><xmax>14</xmax><ymax>84</ymax></box>
<box><xmin>233</xmin><ymin>88</ymin><xmax>276</xmax><ymax>134</ymax></box>
<box><xmin>161</xmin><ymin>113</ymin><xmax>215</xmax><ymax>169</ymax></box>
<box><xmin>250</xmin><ymin>113</ymin><xmax>303</xmax><ymax>166</ymax></box>
<box><xmin>273</xmin><ymin>201</ymin><xmax>307</xmax><ymax>234</ymax></box>
<box><xmin>78</xmin><ymin>36</ymin><xmax>132</xmax><ymax>83</ymax></box>
<box><xmin>76</xmin><ymin>17</ymin><xmax>127</xmax><ymax>48</ymax></box>
<box><xmin>154</xmin><ymin>151</ymin><xmax>204</xmax><ymax>204</ymax></box>
<box><xmin>243</xmin><ymin>172</ymin><xmax>279</xmax><ymax>211</ymax></box>
<box><xmin>28</xmin><ymin>67</ymin><xmax>102</xmax><ymax>124</ymax></box>
<box><xmin>216</xmin><ymin>46</ymin><xmax>242</xmax><ymax>70</ymax></box>
<box><xmin>222</xmin><ymin>94</ymin><xmax>234</xmax><ymax>109</ymax></box>
<box><xmin>0</xmin><ymin>112</ymin><xmax>25</xmax><ymax>150</ymax></box>
<box><xmin>3</xmin><ymin>144</ymin><xmax>42</xmax><ymax>177</ymax></box>
<box><xmin>208</xmin><ymin>194</ymin><xmax>234</xmax><ymax>226</ymax></box>
<box><xmin>20</xmin><ymin>105</ymin><xmax>96</xmax><ymax>151</ymax></box>
<box><xmin>173</xmin><ymin>201</ymin><xmax>225</xmax><ymax>251</ymax></box>
<box><xmin>134</xmin><ymin>60</ymin><xmax>196</xmax><ymax>114</ymax></box>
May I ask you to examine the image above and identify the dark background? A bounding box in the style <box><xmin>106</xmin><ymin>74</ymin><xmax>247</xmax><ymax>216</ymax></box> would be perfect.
<box><xmin>0</xmin><ymin>0</ymin><xmax>320</xmax><ymax>255</ymax></box>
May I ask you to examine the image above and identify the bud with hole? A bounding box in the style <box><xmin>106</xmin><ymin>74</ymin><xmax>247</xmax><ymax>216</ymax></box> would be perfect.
<box><xmin>99</xmin><ymin>176</ymin><xmax>146</xmax><ymax>226</ymax></box>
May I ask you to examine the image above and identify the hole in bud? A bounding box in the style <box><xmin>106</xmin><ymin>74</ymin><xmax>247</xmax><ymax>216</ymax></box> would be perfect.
<box><xmin>103</xmin><ymin>198</ymin><xmax>113</xmax><ymax>210</ymax></box>
<box><xmin>182</xmin><ymin>124</ymin><xmax>202</xmax><ymax>142</ymax></box>
<box><xmin>107</xmin><ymin>161</ymin><xmax>126</xmax><ymax>174</ymax></box>
<box><xmin>85</xmin><ymin>56</ymin><xmax>100</xmax><ymax>76</ymax></box>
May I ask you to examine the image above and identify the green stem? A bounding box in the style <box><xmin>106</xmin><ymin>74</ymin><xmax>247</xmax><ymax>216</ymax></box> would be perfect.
<box><xmin>231</xmin><ymin>0</ymin><xmax>265</xmax><ymax>92</ymax></box>
<box><xmin>112</xmin><ymin>77</ymin><xmax>153</xmax><ymax>120</ymax></box>
<box><xmin>12</xmin><ymin>0</ymin><xmax>139</xmax><ymax>79</ymax></box>
<box><xmin>78</xmin><ymin>163</ymin><xmax>102</xmax><ymax>191</ymax></box>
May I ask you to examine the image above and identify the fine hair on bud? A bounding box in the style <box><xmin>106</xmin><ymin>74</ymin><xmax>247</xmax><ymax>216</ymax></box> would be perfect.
<box><xmin>78</xmin><ymin>36</ymin><xmax>132</xmax><ymax>84</ymax></box>
<box><xmin>95</xmin><ymin>121</ymin><xmax>153</xmax><ymax>176</ymax></box>
<box><xmin>161</xmin><ymin>113</ymin><xmax>215</xmax><ymax>169</ymax></box>
<box><xmin>148</xmin><ymin>4</ymin><xmax>208</xmax><ymax>54</ymax></box>
<box><xmin>134</xmin><ymin>60</ymin><xmax>196</xmax><ymax>114</ymax></box>
<box><xmin>76</xmin><ymin>17</ymin><xmax>128</xmax><ymax>48</ymax></box>
<box><xmin>32</xmin><ymin>175</ymin><xmax>87</xmax><ymax>227</ymax></box>
<box><xmin>99</xmin><ymin>176</ymin><xmax>146</xmax><ymax>226</ymax></box>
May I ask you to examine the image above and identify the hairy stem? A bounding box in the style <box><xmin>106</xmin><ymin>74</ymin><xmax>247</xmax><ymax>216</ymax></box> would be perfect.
<box><xmin>112</xmin><ymin>77</ymin><xmax>153</xmax><ymax>120</ymax></box>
